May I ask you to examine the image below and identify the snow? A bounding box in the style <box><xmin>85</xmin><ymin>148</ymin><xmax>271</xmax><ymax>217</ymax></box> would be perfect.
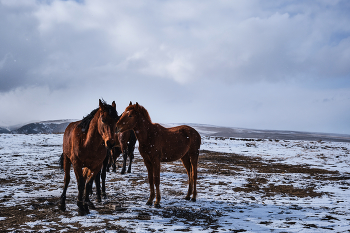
<box><xmin>0</xmin><ymin>133</ymin><xmax>350</xmax><ymax>232</ymax></box>
<box><xmin>201</xmin><ymin>136</ymin><xmax>350</xmax><ymax>173</ymax></box>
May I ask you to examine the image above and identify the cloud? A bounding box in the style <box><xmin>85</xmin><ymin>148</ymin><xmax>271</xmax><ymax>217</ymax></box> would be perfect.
<box><xmin>0</xmin><ymin>0</ymin><xmax>350</xmax><ymax>134</ymax></box>
<box><xmin>1</xmin><ymin>0</ymin><xmax>350</xmax><ymax>89</ymax></box>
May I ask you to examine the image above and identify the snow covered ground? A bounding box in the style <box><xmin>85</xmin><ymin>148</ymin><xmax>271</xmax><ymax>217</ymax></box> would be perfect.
<box><xmin>0</xmin><ymin>132</ymin><xmax>350</xmax><ymax>232</ymax></box>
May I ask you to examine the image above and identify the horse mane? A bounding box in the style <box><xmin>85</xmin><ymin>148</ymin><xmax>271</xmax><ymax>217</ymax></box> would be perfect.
<box><xmin>126</xmin><ymin>104</ymin><xmax>152</xmax><ymax>123</ymax></box>
<box><xmin>78</xmin><ymin>100</ymin><xmax>119</xmax><ymax>132</ymax></box>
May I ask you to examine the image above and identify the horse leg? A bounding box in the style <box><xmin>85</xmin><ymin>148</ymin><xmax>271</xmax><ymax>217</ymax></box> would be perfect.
<box><xmin>95</xmin><ymin>170</ymin><xmax>102</xmax><ymax>202</ymax></box>
<box><xmin>144</xmin><ymin>160</ymin><xmax>155</xmax><ymax>206</ymax></box>
<box><xmin>73</xmin><ymin>167</ymin><xmax>88</xmax><ymax>216</ymax></box>
<box><xmin>190</xmin><ymin>150</ymin><xmax>199</xmax><ymax>202</ymax></box>
<box><xmin>127</xmin><ymin>146</ymin><xmax>135</xmax><ymax>174</ymax></box>
<box><xmin>121</xmin><ymin>148</ymin><xmax>127</xmax><ymax>174</ymax></box>
<box><xmin>101</xmin><ymin>160</ymin><xmax>107</xmax><ymax>198</ymax></box>
<box><xmin>181</xmin><ymin>154</ymin><xmax>193</xmax><ymax>201</ymax></box>
<box><xmin>83</xmin><ymin>168</ymin><xmax>93</xmax><ymax>196</ymax></box>
<box><xmin>113</xmin><ymin>147</ymin><xmax>122</xmax><ymax>173</ymax></box>
<box><xmin>127</xmin><ymin>131</ymin><xmax>136</xmax><ymax>173</ymax></box>
<box><xmin>153</xmin><ymin>159</ymin><xmax>161</xmax><ymax>208</ymax></box>
<box><xmin>86</xmin><ymin>178</ymin><xmax>93</xmax><ymax>197</ymax></box>
<box><xmin>106</xmin><ymin>149</ymin><xmax>113</xmax><ymax>173</ymax></box>
<box><xmin>59</xmin><ymin>154</ymin><xmax>71</xmax><ymax>211</ymax></box>
<box><xmin>112</xmin><ymin>163</ymin><xmax>117</xmax><ymax>173</ymax></box>
<box><xmin>100</xmin><ymin>151</ymin><xmax>109</xmax><ymax>198</ymax></box>
<box><xmin>84</xmin><ymin>174</ymin><xmax>96</xmax><ymax>210</ymax></box>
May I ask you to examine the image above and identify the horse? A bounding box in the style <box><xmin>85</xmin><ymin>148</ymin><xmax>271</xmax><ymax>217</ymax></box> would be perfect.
<box><xmin>116</xmin><ymin>102</ymin><xmax>201</xmax><ymax>208</ymax></box>
<box><xmin>59</xmin><ymin>99</ymin><xmax>119</xmax><ymax>216</ymax></box>
<box><xmin>109</xmin><ymin>130</ymin><xmax>137</xmax><ymax>174</ymax></box>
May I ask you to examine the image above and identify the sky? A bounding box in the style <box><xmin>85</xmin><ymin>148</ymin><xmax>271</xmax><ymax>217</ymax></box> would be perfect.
<box><xmin>0</xmin><ymin>0</ymin><xmax>350</xmax><ymax>134</ymax></box>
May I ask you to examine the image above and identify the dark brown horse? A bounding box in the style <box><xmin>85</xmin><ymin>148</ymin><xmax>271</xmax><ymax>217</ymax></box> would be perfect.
<box><xmin>116</xmin><ymin>102</ymin><xmax>201</xmax><ymax>207</ymax></box>
<box><xmin>109</xmin><ymin>130</ymin><xmax>137</xmax><ymax>174</ymax></box>
<box><xmin>59</xmin><ymin>99</ymin><xmax>118</xmax><ymax>216</ymax></box>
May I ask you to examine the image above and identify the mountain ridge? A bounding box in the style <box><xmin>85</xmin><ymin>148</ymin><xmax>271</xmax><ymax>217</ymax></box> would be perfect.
<box><xmin>1</xmin><ymin>120</ymin><xmax>350</xmax><ymax>143</ymax></box>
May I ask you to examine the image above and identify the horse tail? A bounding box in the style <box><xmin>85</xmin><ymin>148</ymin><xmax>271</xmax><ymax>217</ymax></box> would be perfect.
<box><xmin>59</xmin><ymin>153</ymin><xmax>64</xmax><ymax>170</ymax></box>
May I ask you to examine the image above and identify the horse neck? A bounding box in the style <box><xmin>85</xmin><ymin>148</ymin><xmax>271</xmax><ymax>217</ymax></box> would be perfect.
<box><xmin>133</xmin><ymin>114</ymin><xmax>154</xmax><ymax>145</ymax></box>
<box><xmin>84</xmin><ymin>113</ymin><xmax>103</xmax><ymax>147</ymax></box>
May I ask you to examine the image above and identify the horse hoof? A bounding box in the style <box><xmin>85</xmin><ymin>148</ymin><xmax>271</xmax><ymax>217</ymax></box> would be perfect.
<box><xmin>78</xmin><ymin>206</ymin><xmax>88</xmax><ymax>216</ymax></box>
<box><xmin>154</xmin><ymin>203</ymin><xmax>161</xmax><ymax>208</ymax></box>
<box><xmin>83</xmin><ymin>204</ymin><xmax>90</xmax><ymax>214</ymax></box>
<box><xmin>121</xmin><ymin>171</ymin><xmax>125</xmax><ymax>175</ymax></box>
<box><xmin>87</xmin><ymin>201</ymin><xmax>95</xmax><ymax>209</ymax></box>
<box><xmin>96</xmin><ymin>197</ymin><xmax>102</xmax><ymax>203</ymax></box>
<box><xmin>146</xmin><ymin>201</ymin><xmax>153</xmax><ymax>206</ymax></box>
<box><xmin>191</xmin><ymin>198</ymin><xmax>196</xmax><ymax>202</ymax></box>
<box><xmin>78</xmin><ymin>209</ymin><xmax>86</xmax><ymax>216</ymax></box>
<box><xmin>58</xmin><ymin>204</ymin><xmax>66</xmax><ymax>211</ymax></box>
<box><xmin>184</xmin><ymin>196</ymin><xmax>191</xmax><ymax>201</ymax></box>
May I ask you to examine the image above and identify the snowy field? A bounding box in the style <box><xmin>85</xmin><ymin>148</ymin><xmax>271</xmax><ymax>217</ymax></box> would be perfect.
<box><xmin>0</xmin><ymin>132</ymin><xmax>350</xmax><ymax>232</ymax></box>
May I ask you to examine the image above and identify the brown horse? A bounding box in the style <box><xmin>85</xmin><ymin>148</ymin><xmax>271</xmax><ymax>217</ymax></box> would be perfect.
<box><xmin>116</xmin><ymin>102</ymin><xmax>201</xmax><ymax>207</ymax></box>
<box><xmin>59</xmin><ymin>99</ymin><xmax>118</xmax><ymax>216</ymax></box>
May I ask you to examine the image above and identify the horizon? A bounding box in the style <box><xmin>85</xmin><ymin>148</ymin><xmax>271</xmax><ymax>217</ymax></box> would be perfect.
<box><xmin>2</xmin><ymin>119</ymin><xmax>350</xmax><ymax>137</ymax></box>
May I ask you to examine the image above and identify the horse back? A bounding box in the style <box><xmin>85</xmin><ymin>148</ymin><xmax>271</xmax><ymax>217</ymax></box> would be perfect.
<box><xmin>157</xmin><ymin>124</ymin><xmax>201</xmax><ymax>162</ymax></box>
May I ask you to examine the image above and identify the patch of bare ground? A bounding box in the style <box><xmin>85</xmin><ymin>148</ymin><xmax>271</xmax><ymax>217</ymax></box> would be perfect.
<box><xmin>161</xmin><ymin>206</ymin><xmax>222</xmax><ymax>230</ymax></box>
<box><xmin>234</xmin><ymin>180</ymin><xmax>323</xmax><ymax>198</ymax></box>
<box><xmin>0</xmin><ymin>196</ymin><xmax>131</xmax><ymax>233</ymax></box>
<box><xmin>199</xmin><ymin>150</ymin><xmax>339</xmax><ymax>176</ymax></box>
<box><xmin>199</xmin><ymin>150</ymin><xmax>346</xmax><ymax>198</ymax></box>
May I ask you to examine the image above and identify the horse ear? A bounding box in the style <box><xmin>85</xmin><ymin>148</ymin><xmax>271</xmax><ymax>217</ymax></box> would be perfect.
<box><xmin>129</xmin><ymin>101</ymin><xmax>132</xmax><ymax>106</ymax></box>
<box><xmin>135</xmin><ymin>102</ymin><xmax>139</xmax><ymax>109</ymax></box>
<box><xmin>112</xmin><ymin>101</ymin><xmax>116</xmax><ymax>109</ymax></box>
<box><xmin>99</xmin><ymin>99</ymin><xmax>105</xmax><ymax>110</ymax></box>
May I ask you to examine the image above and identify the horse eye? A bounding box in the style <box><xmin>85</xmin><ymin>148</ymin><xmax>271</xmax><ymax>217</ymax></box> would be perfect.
<box><xmin>128</xmin><ymin>115</ymin><xmax>132</xmax><ymax>118</ymax></box>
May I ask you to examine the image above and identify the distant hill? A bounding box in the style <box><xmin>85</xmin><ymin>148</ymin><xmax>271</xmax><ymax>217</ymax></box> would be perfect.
<box><xmin>0</xmin><ymin>127</ymin><xmax>11</xmax><ymax>134</ymax></box>
<box><xmin>2</xmin><ymin>120</ymin><xmax>350</xmax><ymax>142</ymax></box>
<box><xmin>198</xmin><ymin>124</ymin><xmax>350</xmax><ymax>142</ymax></box>
<box><xmin>167</xmin><ymin>123</ymin><xmax>350</xmax><ymax>143</ymax></box>
<box><xmin>11</xmin><ymin>120</ymin><xmax>75</xmax><ymax>134</ymax></box>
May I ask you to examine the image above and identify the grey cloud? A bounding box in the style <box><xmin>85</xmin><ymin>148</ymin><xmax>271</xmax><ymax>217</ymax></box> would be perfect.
<box><xmin>0</xmin><ymin>0</ymin><xmax>350</xmax><ymax>134</ymax></box>
<box><xmin>2</xmin><ymin>0</ymin><xmax>350</xmax><ymax>90</ymax></box>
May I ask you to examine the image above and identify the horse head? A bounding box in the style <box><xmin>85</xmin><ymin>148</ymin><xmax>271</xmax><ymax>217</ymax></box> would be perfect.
<box><xmin>97</xmin><ymin>99</ymin><xmax>118</xmax><ymax>149</ymax></box>
<box><xmin>116</xmin><ymin>102</ymin><xmax>139</xmax><ymax>133</ymax></box>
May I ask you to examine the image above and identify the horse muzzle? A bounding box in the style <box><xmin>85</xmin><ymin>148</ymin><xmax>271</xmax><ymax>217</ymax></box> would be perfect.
<box><xmin>106</xmin><ymin>140</ymin><xmax>115</xmax><ymax>149</ymax></box>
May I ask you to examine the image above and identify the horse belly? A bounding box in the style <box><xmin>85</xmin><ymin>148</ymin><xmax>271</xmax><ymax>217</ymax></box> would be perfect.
<box><xmin>160</xmin><ymin>146</ymin><xmax>189</xmax><ymax>162</ymax></box>
<box><xmin>160</xmin><ymin>130</ymin><xmax>192</xmax><ymax>162</ymax></box>
<box><xmin>71</xmin><ymin>143</ymin><xmax>106</xmax><ymax>172</ymax></box>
